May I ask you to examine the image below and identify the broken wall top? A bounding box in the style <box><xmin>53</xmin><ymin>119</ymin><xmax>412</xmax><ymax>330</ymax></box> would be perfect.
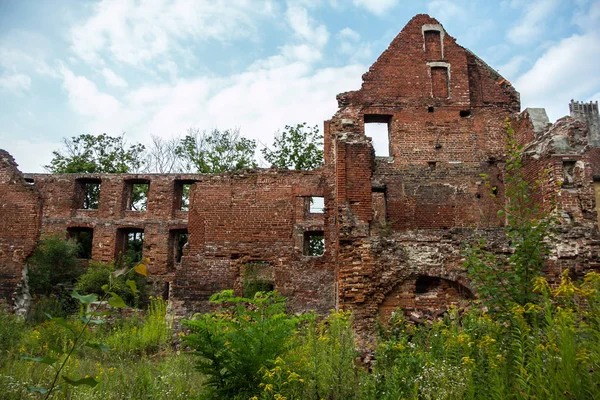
<box><xmin>336</xmin><ymin>14</ymin><xmax>519</xmax><ymax>111</ymax></box>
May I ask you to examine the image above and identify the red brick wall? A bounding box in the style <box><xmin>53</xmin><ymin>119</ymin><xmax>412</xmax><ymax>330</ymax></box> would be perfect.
<box><xmin>0</xmin><ymin>150</ymin><xmax>41</xmax><ymax>304</ymax></box>
<box><xmin>171</xmin><ymin>169</ymin><xmax>335</xmax><ymax>314</ymax></box>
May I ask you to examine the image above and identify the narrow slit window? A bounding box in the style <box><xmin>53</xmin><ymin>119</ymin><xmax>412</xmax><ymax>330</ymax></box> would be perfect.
<box><xmin>431</xmin><ymin>66</ymin><xmax>449</xmax><ymax>98</ymax></box>
<box><xmin>308</xmin><ymin>196</ymin><xmax>324</xmax><ymax>214</ymax></box>
<box><xmin>169</xmin><ymin>229</ymin><xmax>188</xmax><ymax>268</ymax></box>
<box><xmin>562</xmin><ymin>161</ymin><xmax>576</xmax><ymax>188</ymax></box>
<box><xmin>364</xmin><ymin>114</ymin><xmax>392</xmax><ymax>157</ymax></box>
<box><xmin>175</xmin><ymin>181</ymin><xmax>193</xmax><ymax>211</ymax></box>
<box><xmin>372</xmin><ymin>190</ymin><xmax>387</xmax><ymax>226</ymax></box>
<box><xmin>304</xmin><ymin>231</ymin><xmax>325</xmax><ymax>256</ymax></box>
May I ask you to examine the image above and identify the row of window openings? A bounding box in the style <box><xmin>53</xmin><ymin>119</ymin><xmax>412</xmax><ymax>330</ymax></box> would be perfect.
<box><xmin>78</xmin><ymin>181</ymin><xmax>323</xmax><ymax>214</ymax></box>
<box><xmin>67</xmin><ymin>227</ymin><xmax>188</xmax><ymax>264</ymax></box>
<box><xmin>77</xmin><ymin>180</ymin><xmax>192</xmax><ymax>212</ymax></box>
<box><xmin>68</xmin><ymin>226</ymin><xmax>323</xmax><ymax>259</ymax></box>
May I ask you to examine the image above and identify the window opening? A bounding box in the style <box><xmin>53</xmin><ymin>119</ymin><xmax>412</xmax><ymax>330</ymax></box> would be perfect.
<box><xmin>431</xmin><ymin>66</ymin><xmax>449</xmax><ymax>98</ymax></box>
<box><xmin>308</xmin><ymin>196</ymin><xmax>324</xmax><ymax>213</ymax></box>
<box><xmin>562</xmin><ymin>161</ymin><xmax>576</xmax><ymax>188</ymax></box>
<box><xmin>175</xmin><ymin>181</ymin><xmax>193</xmax><ymax>211</ymax></box>
<box><xmin>372</xmin><ymin>189</ymin><xmax>387</xmax><ymax>226</ymax></box>
<box><xmin>170</xmin><ymin>229</ymin><xmax>188</xmax><ymax>267</ymax></box>
<box><xmin>424</xmin><ymin>30</ymin><xmax>442</xmax><ymax>59</ymax></box>
<box><xmin>242</xmin><ymin>261</ymin><xmax>274</xmax><ymax>298</ymax></box>
<box><xmin>460</xmin><ymin>110</ymin><xmax>472</xmax><ymax>117</ymax></box>
<box><xmin>304</xmin><ymin>231</ymin><xmax>325</xmax><ymax>256</ymax></box>
<box><xmin>364</xmin><ymin>114</ymin><xmax>392</xmax><ymax>157</ymax></box>
<box><xmin>415</xmin><ymin>276</ymin><xmax>441</xmax><ymax>294</ymax></box>
<box><xmin>24</xmin><ymin>178</ymin><xmax>35</xmax><ymax>185</ymax></box>
<box><xmin>67</xmin><ymin>227</ymin><xmax>94</xmax><ymax>259</ymax></box>
<box><xmin>117</xmin><ymin>228</ymin><xmax>144</xmax><ymax>265</ymax></box>
<box><xmin>126</xmin><ymin>181</ymin><xmax>149</xmax><ymax>211</ymax></box>
<box><xmin>428</xmin><ymin>106</ymin><xmax>434</xmax><ymax>113</ymax></box>
<box><xmin>428</xmin><ymin>161</ymin><xmax>437</xmax><ymax>170</ymax></box>
<box><xmin>77</xmin><ymin>179</ymin><xmax>101</xmax><ymax>210</ymax></box>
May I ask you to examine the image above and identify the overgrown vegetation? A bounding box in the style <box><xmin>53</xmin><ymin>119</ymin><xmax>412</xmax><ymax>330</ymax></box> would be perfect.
<box><xmin>4</xmin><ymin>123</ymin><xmax>598</xmax><ymax>398</ymax></box>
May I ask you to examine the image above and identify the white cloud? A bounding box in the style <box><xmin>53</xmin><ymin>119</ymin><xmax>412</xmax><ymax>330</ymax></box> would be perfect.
<box><xmin>336</xmin><ymin>28</ymin><xmax>373</xmax><ymax>61</ymax></box>
<box><xmin>352</xmin><ymin>0</ymin><xmax>399</xmax><ymax>16</ymax></box>
<box><xmin>496</xmin><ymin>55</ymin><xmax>527</xmax><ymax>81</ymax></box>
<box><xmin>286</xmin><ymin>4</ymin><xmax>329</xmax><ymax>48</ymax></box>
<box><xmin>427</xmin><ymin>0</ymin><xmax>463</xmax><ymax>23</ymax></box>
<box><xmin>60</xmin><ymin>66</ymin><xmax>121</xmax><ymax>119</ymax></box>
<box><xmin>71</xmin><ymin>0</ymin><xmax>277</xmax><ymax>67</ymax></box>
<box><xmin>0</xmin><ymin>73</ymin><xmax>31</xmax><ymax>94</ymax></box>
<box><xmin>507</xmin><ymin>0</ymin><xmax>559</xmax><ymax>45</ymax></box>
<box><xmin>338</xmin><ymin>28</ymin><xmax>360</xmax><ymax>42</ymax></box>
<box><xmin>0</xmin><ymin>135</ymin><xmax>61</xmax><ymax>173</ymax></box>
<box><xmin>101</xmin><ymin>67</ymin><xmax>128</xmax><ymax>88</ymax></box>
<box><xmin>515</xmin><ymin>33</ymin><xmax>600</xmax><ymax>121</ymax></box>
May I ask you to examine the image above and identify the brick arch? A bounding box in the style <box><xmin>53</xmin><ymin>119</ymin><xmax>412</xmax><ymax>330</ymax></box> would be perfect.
<box><xmin>378</xmin><ymin>273</ymin><xmax>473</xmax><ymax>323</ymax></box>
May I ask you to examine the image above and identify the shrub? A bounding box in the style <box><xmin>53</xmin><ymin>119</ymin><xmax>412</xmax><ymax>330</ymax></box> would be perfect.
<box><xmin>75</xmin><ymin>261</ymin><xmax>146</xmax><ymax>307</ymax></box>
<box><xmin>102</xmin><ymin>297</ymin><xmax>171</xmax><ymax>356</ymax></box>
<box><xmin>27</xmin><ymin>235</ymin><xmax>82</xmax><ymax>296</ymax></box>
<box><xmin>184</xmin><ymin>290</ymin><xmax>302</xmax><ymax>399</ymax></box>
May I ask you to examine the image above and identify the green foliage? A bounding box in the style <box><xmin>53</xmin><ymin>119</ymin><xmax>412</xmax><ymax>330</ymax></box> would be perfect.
<box><xmin>262</xmin><ymin>122</ymin><xmax>324</xmax><ymax>170</ymax></box>
<box><xmin>0</xmin><ymin>312</ymin><xmax>25</xmax><ymax>353</ymax></box>
<box><xmin>307</xmin><ymin>233</ymin><xmax>325</xmax><ymax>256</ymax></box>
<box><xmin>465</xmin><ymin>121</ymin><xmax>555</xmax><ymax>313</ymax></box>
<box><xmin>45</xmin><ymin>133</ymin><xmax>146</xmax><ymax>173</ymax></box>
<box><xmin>16</xmin><ymin>259</ymin><xmax>149</xmax><ymax>398</ymax></box>
<box><xmin>183</xmin><ymin>290</ymin><xmax>302</xmax><ymax>399</ymax></box>
<box><xmin>75</xmin><ymin>261</ymin><xmax>145</xmax><ymax>307</ymax></box>
<box><xmin>28</xmin><ymin>235</ymin><xmax>82</xmax><ymax>297</ymax></box>
<box><xmin>176</xmin><ymin>127</ymin><xmax>257</xmax><ymax>173</ymax></box>
<box><xmin>101</xmin><ymin>297</ymin><xmax>171</xmax><ymax>356</ymax></box>
<box><xmin>242</xmin><ymin>262</ymin><xmax>273</xmax><ymax>298</ymax></box>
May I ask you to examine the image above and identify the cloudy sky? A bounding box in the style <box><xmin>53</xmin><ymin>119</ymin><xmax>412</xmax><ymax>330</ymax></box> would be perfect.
<box><xmin>1</xmin><ymin>0</ymin><xmax>599</xmax><ymax>172</ymax></box>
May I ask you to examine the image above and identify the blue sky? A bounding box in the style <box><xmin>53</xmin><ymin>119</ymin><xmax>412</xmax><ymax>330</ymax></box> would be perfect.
<box><xmin>1</xmin><ymin>0</ymin><xmax>599</xmax><ymax>172</ymax></box>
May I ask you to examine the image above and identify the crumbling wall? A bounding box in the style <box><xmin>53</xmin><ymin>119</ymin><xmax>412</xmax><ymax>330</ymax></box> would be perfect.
<box><xmin>23</xmin><ymin>172</ymin><xmax>198</xmax><ymax>295</ymax></box>
<box><xmin>326</xmin><ymin>15</ymin><xmax>522</xmax><ymax>334</ymax></box>
<box><xmin>171</xmin><ymin>169</ymin><xmax>335</xmax><ymax>314</ymax></box>
<box><xmin>0</xmin><ymin>150</ymin><xmax>41</xmax><ymax>307</ymax></box>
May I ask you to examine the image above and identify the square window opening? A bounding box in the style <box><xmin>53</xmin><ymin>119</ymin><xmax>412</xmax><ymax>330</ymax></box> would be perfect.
<box><xmin>76</xmin><ymin>179</ymin><xmax>101</xmax><ymax>210</ymax></box>
<box><xmin>364</xmin><ymin>114</ymin><xmax>392</xmax><ymax>157</ymax></box>
<box><xmin>126</xmin><ymin>181</ymin><xmax>149</xmax><ymax>211</ymax></box>
<box><xmin>308</xmin><ymin>196</ymin><xmax>325</xmax><ymax>214</ymax></box>
<box><xmin>242</xmin><ymin>261</ymin><xmax>274</xmax><ymax>298</ymax></box>
<box><xmin>117</xmin><ymin>228</ymin><xmax>144</xmax><ymax>265</ymax></box>
<box><xmin>304</xmin><ymin>231</ymin><xmax>325</xmax><ymax>256</ymax></box>
<box><xmin>67</xmin><ymin>227</ymin><xmax>94</xmax><ymax>259</ymax></box>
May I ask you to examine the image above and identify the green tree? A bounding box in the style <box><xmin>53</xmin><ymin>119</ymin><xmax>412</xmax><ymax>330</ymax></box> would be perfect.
<box><xmin>464</xmin><ymin>121</ymin><xmax>555</xmax><ymax>312</ymax></box>
<box><xmin>262</xmin><ymin>122</ymin><xmax>324</xmax><ymax>170</ymax></box>
<box><xmin>44</xmin><ymin>133</ymin><xmax>146</xmax><ymax>174</ymax></box>
<box><xmin>176</xmin><ymin>128</ymin><xmax>257</xmax><ymax>173</ymax></box>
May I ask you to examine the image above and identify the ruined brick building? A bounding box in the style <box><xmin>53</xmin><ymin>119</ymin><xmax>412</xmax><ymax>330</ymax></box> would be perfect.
<box><xmin>2</xmin><ymin>15</ymin><xmax>600</xmax><ymax>332</ymax></box>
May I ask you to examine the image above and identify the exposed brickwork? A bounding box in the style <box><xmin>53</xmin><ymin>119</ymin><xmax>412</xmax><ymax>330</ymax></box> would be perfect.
<box><xmin>1</xmin><ymin>14</ymin><xmax>599</xmax><ymax>338</ymax></box>
<box><xmin>0</xmin><ymin>150</ymin><xmax>41</xmax><ymax>305</ymax></box>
